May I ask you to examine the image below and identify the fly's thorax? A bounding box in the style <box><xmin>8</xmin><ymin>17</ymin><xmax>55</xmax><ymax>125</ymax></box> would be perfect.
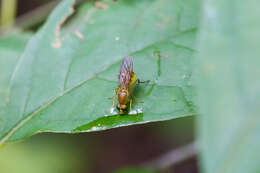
<box><xmin>129</xmin><ymin>72</ymin><xmax>136</xmax><ymax>88</ymax></box>
<box><xmin>117</xmin><ymin>88</ymin><xmax>129</xmax><ymax>105</ymax></box>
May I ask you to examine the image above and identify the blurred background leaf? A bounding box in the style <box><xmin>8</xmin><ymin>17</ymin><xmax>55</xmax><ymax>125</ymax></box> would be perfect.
<box><xmin>0</xmin><ymin>134</ymin><xmax>86</xmax><ymax>173</ymax></box>
<box><xmin>196</xmin><ymin>0</ymin><xmax>260</xmax><ymax>173</ymax></box>
<box><xmin>0</xmin><ymin>0</ymin><xmax>200</xmax><ymax>143</ymax></box>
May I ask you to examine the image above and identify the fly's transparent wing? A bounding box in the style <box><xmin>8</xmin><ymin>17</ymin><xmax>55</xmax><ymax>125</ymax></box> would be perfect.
<box><xmin>118</xmin><ymin>56</ymin><xmax>133</xmax><ymax>89</ymax></box>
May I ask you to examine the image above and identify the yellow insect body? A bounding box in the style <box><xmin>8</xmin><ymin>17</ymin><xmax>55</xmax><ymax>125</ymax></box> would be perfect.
<box><xmin>129</xmin><ymin>72</ymin><xmax>136</xmax><ymax>89</ymax></box>
<box><xmin>115</xmin><ymin>56</ymin><xmax>138</xmax><ymax>114</ymax></box>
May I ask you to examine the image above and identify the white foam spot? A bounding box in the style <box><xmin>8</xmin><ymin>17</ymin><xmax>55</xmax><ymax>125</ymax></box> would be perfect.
<box><xmin>110</xmin><ymin>107</ymin><xmax>115</xmax><ymax>113</ymax></box>
<box><xmin>108</xmin><ymin>107</ymin><xmax>118</xmax><ymax>115</ymax></box>
<box><xmin>115</xmin><ymin>36</ymin><xmax>120</xmax><ymax>41</ymax></box>
<box><xmin>129</xmin><ymin>108</ymin><xmax>143</xmax><ymax>115</ymax></box>
<box><xmin>91</xmin><ymin>126</ymin><xmax>98</xmax><ymax>130</ymax></box>
<box><xmin>91</xmin><ymin>126</ymin><xmax>106</xmax><ymax>131</ymax></box>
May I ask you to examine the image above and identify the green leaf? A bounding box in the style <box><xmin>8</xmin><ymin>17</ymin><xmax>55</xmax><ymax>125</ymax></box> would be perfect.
<box><xmin>196</xmin><ymin>0</ymin><xmax>260</xmax><ymax>173</ymax></box>
<box><xmin>0</xmin><ymin>32</ymin><xmax>31</xmax><ymax>129</ymax></box>
<box><xmin>0</xmin><ymin>136</ymin><xmax>85</xmax><ymax>173</ymax></box>
<box><xmin>0</xmin><ymin>0</ymin><xmax>200</xmax><ymax>143</ymax></box>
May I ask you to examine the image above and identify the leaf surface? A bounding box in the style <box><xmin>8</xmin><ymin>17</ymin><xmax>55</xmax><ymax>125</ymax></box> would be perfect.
<box><xmin>196</xmin><ymin>0</ymin><xmax>260</xmax><ymax>172</ymax></box>
<box><xmin>0</xmin><ymin>0</ymin><xmax>200</xmax><ymax>143</ymax></box>
<box><xmin>0</xmin><ymin>32</ymin><xmax>31</xmax><ymax>137</ymax></box>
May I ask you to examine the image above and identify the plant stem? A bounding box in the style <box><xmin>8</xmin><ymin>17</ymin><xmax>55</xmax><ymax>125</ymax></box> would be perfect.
<box><xmin>0</xmin><ymin>0</ymin><xmax>17</xmax><ymax>29</ymax></box>
<box><xmin>141</xmin><ymin>141</ymin><xmax>198</xmax><ymax>170</ymax></box>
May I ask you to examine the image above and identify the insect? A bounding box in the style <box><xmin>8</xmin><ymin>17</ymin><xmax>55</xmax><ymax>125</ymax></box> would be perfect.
<box><xmin>113</xmin><ymin>56</ymin><xmax>140</xmax><ymax>115</ymax></box>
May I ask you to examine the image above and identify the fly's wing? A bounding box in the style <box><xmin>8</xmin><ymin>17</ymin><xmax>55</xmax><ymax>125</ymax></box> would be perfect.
<box><xmin>118</xmin><ymin>56</ymin><xmax>133</xmax><ymax>89</ymax></box>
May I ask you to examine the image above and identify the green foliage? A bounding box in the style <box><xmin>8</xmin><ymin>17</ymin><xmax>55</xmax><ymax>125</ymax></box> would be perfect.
<box><xmin>0</xmin><ymin>135</ymin><xmax>85</xmax><ymax>173</ymax></box>
<box><xmin>0</xmin><ymin>32</ymin><xmax>31</xmax><ymax>135</ymax></box>
<box><xmin>1</xmin><ymin>0</ymin><xmax>260</xmax><ymax>172</ymax></box>
<box><xmin>196</xmin><ymin>0</ymin><xmax>260</xmax><ymax>173</ymax></box>
<box><xmin>0</xmin><ymin>0</ymin><xmax>200</xmax><ymax>143</ymax></box>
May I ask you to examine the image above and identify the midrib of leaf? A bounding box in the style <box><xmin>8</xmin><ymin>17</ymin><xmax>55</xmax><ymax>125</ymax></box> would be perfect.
<box><xmin>0</xmin><ymin>28</ymin><xmax>196</xmax><ymax>144</ymax></box>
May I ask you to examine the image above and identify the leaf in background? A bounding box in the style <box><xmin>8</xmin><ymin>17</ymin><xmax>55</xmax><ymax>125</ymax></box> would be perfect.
<box><xmin>0</xmin><ymin>0</ymin><xmax>200</xmax><ymax>143</ymax></box>
<box><xmin>0</xmin><ymin>135</ymin><xmax>86</xmax><ymax>173</ymax></box>
<box><xmin>196</xmin><ymin>0</ymin><xmax>260</xmax><ymax>173</ymax></box>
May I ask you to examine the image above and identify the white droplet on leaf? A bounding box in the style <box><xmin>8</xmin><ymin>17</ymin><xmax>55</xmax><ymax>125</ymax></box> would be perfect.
<box><xmin>129</xmin><ymin>108</ymin><xmax>143</xmax><ymax>115</ymax></box>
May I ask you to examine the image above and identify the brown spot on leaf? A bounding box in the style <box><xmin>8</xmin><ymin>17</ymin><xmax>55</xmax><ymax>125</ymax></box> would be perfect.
<box><xmin>162</xmin><ymin>55</ymin><xmax>170</xmax><ymax>59</ymax></box>
<box><xmin>155</xmin><ymin>23</ymin><xmax>165</xmax><ymax>28</ymax></box>
<box><xmin>52</xmin><ymin>0</ymin><xmax>76</xmax><ymax>48</ymax></box>
<box><xmin>95</xmin><ymin>1</ymin><xmax>109</xmax><ymax>9</ymax></box>
<box><xmin>52</xmin><ymin>39</ymin><xmax>61</xmax><ymax>48</ymax></box>
<box><xmin>5</xmin><ymin>97</ymin><xmax>9</xmax><ymax>103</ymax></box>
<box><xmin>73</xmin><ymin>30</ymin><xmax>84</xmax><ymax>39</ymax></box>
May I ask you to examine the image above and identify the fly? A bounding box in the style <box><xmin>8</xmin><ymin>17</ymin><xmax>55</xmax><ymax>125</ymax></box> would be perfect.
<box><xmin>112</xmin><ymin>56</ymin><xmax>141</xmax><ymax>115</ymax></box>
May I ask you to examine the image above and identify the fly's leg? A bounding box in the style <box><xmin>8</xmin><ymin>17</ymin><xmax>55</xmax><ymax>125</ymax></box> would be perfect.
<box><xmin>129</xmin><ymin>89</ymin><xmax>144</xmax><ymax>104</ymax></box>
<box><xmin>130</xmin><ymin>78</ymin><xmax>142</xmax><ymax>88</ymax></box>
<box><xmin>133</xmin><ymin>79</ymin><xmax>140</xmax><ymax>86</ymax></box>
<box><xmin>113</xmin><ymin>88</ymin><xmax>119</xmax><ymax>106</ymax></box>
<box><xmin>133</xmin><ymin>95</ymin><xmax>144</xmax><ymax>103</ymax></box>
<box><xmin>110</xmin><ymin>88</ymin><xmax>118</xmax><ymax>109</ymax></box>
<box><xmin>129</xmin><ymin>99</ymin><xmax>133</xmax><ymax>111</ymax></box>
<box><xmin>109</xmin><ymin>95</ymin><xmax>117</xmax><ymax>114</ymax></box>
<box><xmin>129</xmin><ymin>79</ymin><xmax>149</xmax><ymax>107</ymax></box>
<box><xmin>130</xmin><ymin>80</ymin><xmax>146</xmax><ymax>103</ymax></box>
<box><xmin>111</xmin><ymin>95</ymin><xmax>116</xmax><ymax>107</ymax></box>
<box><xmin>130</xmin><ymin>93</ymin><xmax>144</xmax><ymax>103</ymax></box>
<box><xmin>136</xmin><ymin>79</ymin><xmax>150</xmax><ymax>85</ymax></box>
